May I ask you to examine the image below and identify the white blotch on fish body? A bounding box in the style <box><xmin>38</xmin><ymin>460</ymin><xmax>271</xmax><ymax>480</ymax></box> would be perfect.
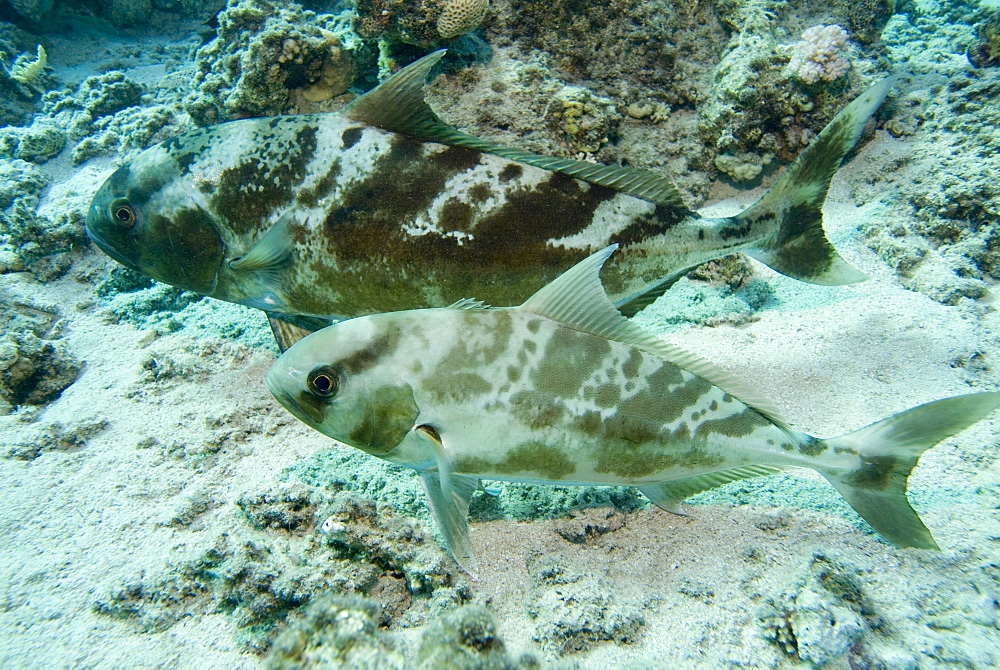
<box><xmin>549</xmin><ymin>194</ymin><xmax>656</xmax><ymax>250</ymax></box>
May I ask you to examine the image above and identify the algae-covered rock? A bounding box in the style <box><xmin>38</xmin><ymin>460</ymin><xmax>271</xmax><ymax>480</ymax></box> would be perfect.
<box><xmin>486</xmin><ymin>0</ymin><xmax>725</xmax><ymax>105</ymax></box>
<box><xmin>860</xmin><ymin>72</ymin><xmax>1000</xmax><ymax>303</ymax></box>
<box><xmin>698</xmin><ymin>28</ymin><xmax>861</xmax><ymax>170</ymax></box>
<box><xmin>0</xmin><ymin>157</ymin><xmax>46</xmax><ymax>210</ymax></box>
<box><xmin>265</xmin><ymin>593</ymin><xmax>403</xmax><ymax>668</ymax></box>
<box><xmin>426</xmin><ymin>50</ymin><xmax>583</xmax><ymax>160</ymax></box>
<box><xmin>0</xmin><ymin>27</ymin><xmax>46</xmax><ymax>123</ymax></box>
<box><xmin>714</xmin><ymin>151</ymin><xmax>770</xmax><ymax>182</ymax></box>
<box><xmin>2</xmin><ymin>0</ymin><xmax>219</xmax><ymax>26</ymax></box>
<box><xmin>94</xmin><ymin>530</ymin><xmax>352</xmax><ymax>646</ymax></box>
<box><xmin>0</xmin><ymin>281</ymin><xmax>81</xmax><ymax>415</ymax></box>
<box><xmin>0</xmin><ymin>331</ymin><xmax>81</xmax><ymax>410</ymax></box>
<box><xmin>469</xmin><ymin>479</ymin><xmax>646</xmax><ymax>523</ymax></box>
<box><xmin>415</xmin><ymin>604</ymin><xmax>527</xmax><ymax>669</ymax></box>
<box><xmin>968</xmin><ymin>11</ymin><xmax>1000</xmax><ymax>68</ymax></box>
<box><xmin>186</xmin><ymin>0</ymin><xmax>360</xmax><ymax>124</ymax></box>
<box><xmin>788</xmin><ymin>588</ymin><xmax>864</xmax><ymax>665</ymax></box>
<box><xmin>831</xmin><ymin>0</ymin><xmax>895</xmax><ymax>45</ymax></box>
<box><xmin>354</xmin><ymin>0</ymin><xmax>487</xmax><ymax>46</ymax></box>
<box><xmin>526</xmin><ymin>550</ymin><xmax>645</xmax><ymax>656</ymax></box>
<box><xmin>4</xmin><ymin>0</ymin><xmax>55</xmax><ymax>23</ymax></box>
<box><xmin>758</xmin><ymin>552</ymin><xmax>879</xmax><ymax>666</ymax></box>
<box><xmin>0</xmin><ymin>120</ymin><xmax>65</xmax><ymax>163</ymax></box>
<box><xmin>317</xmin><ymin>491</ymin><xmax>463</xmax><ymax>596</ymax></box>
<box><xmin>32</xmin><ymin>69</ymin><xmax>189</xmax><ymax>165</ymax></box>
<box><xmin>95</xmin><ymin>486</ymin><xmax>469</xmax><ymax>653</ymax></box>
<box><xmin>0</xmin><ymin>158</ymin><xmax>87</xmax><ymax>278</ymax></box>
<box><xmin>238</xmin><ymin>484</ymin><xmax>317</xmax><ymax>535</ymax></box>
<box><xmin>267</xmin><ymin>596</ymin><xmax>529</xmax><ymax>669</ymax></box>
<box><xmin>546</xmin><ymin>85</ymin><xmax>618</xmax><ymax>155</ymax></box>
<box><xmin>69</xmin><ymin>71</ymin><xmax>145</xmax><ymax>119</ymax></box>
<box><xmin>2</xmin><ymin>417</ymin><xmax>108</xmax><ymax>460</ymax></box>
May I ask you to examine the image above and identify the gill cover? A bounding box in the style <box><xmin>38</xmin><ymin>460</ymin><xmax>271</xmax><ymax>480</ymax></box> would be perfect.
<box><xmin>86</xmin><ymin>164</ymin><xmax>224</xmax><ymax>295</ymax></box>
<box><xmin>266</xmin><ymin>323</ymin><xmax>421</xmax><ymax>457</ymax></box>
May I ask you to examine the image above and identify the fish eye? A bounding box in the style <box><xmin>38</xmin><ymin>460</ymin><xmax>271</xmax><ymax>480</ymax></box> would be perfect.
<box><xmin>110</xmin><ymin>199</ymin><xmax>136</xmax><ymax>227</ymax></box>
<box><xmin>307</xmin><ymin>366</ymin><xmax>340</xmax><ymax>398</ymax></box>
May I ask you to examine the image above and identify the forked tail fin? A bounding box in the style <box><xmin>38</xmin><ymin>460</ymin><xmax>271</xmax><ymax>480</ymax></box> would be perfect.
<box><xmin>821</xmin><ymin>392</ymin><xmax>1000</xmax><ymax>549</ymax></box>
<box><xmin>736</xmin><ymin>76</ymin><xmax>899</xmax><ymax>285</ymax></box>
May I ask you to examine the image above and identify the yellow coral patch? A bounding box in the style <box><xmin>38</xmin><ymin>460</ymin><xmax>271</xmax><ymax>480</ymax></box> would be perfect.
<box><xmin>436</xmin><ymin>0</ymin><xmax>488</xmax><ymax>38</ymax></box>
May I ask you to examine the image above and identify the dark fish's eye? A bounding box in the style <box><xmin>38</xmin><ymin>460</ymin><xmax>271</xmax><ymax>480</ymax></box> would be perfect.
<box><xmin>111</xmin><ymin>199</ymin><xmax>136</xmax><ymax>228</ymax></box>
<box><xmin>307</xmin><ymin>366</ymin><xmax>340</xmax><ymax>398</ymax></box>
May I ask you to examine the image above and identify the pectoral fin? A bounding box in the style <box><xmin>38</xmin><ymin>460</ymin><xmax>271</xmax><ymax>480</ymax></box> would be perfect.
<box><xmin>229</xmin><ymin>210</ymin><xmax>295</xmax><ymax>274</ymax></box>
<box><xmin>415</xmin><ymin>423</ymin><xmax>479</xmax><ymax>574</ymax></box>
<box><xmin>420</xmin><ymin>471</ymin><xmax>479</xmax><ymax>576</ymax></box>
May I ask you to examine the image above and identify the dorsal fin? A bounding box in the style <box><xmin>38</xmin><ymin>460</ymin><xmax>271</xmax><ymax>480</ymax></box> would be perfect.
<box><xmin>447</xmin><ymin>298</ymin><xmax>489</xmax><ymax>310</ymax></box>
<box><xmin>520</xmin><ymin>245</ymin><xmax>791</xmax><ymax>429</ymax></box>
<box><xmin>343</xmin><ymin>50</ymin><xmax>690</xmax><ymax>209</ymax></box>
<box><xmin>343</xmin><ymin>50</ymin><xmax>450</xmax><ymax>139</ymax></box>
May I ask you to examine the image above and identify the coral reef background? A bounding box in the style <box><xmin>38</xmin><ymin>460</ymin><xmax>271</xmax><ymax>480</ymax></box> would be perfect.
<box><xmin>1</xmin><ymin>0</ymin><xmax>999</xmax><ymax>666</ymax></box>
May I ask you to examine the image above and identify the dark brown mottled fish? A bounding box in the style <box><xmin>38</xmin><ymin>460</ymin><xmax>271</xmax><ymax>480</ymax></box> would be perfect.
<box><xmin>86</xmin><ymin>50</ymin><xmax>892</xmax><ymax>347</ymax></box>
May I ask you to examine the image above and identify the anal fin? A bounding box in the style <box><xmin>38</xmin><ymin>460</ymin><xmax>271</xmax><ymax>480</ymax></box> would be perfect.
<box><xmin>266</xmin><ymin>313</ymin><xmax>335</xmax><ymax>352</ymax></box>
<box><xmin>640</xmin><ymin>465</ymin><xmax>784</xmax><ymax>515</ymax></box>
<box><xmin>613</xmin><ymin>266</ymin><xmax>696</xmax><ymax>317</ymax></box>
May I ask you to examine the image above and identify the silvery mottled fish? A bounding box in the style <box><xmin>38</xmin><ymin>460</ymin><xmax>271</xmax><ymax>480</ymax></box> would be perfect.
<box><xmin>86</xmin><ymin>50</ymin><xmax>894</xmax><ymax>348</ymax></box>
<box><xmin>266</xmin><ymin>245</ymin><xmax>1000</xmax><ymax>572</ymax></box>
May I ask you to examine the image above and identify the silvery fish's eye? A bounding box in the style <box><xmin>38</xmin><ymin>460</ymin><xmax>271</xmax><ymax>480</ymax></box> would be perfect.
<box><xmin>110</xmin><ymin>199</ymin><xmax>137</xmax><ymax>228</ymax></box>
<box><xmin>307</xmin><ymin>366</ymin><xmax>340</xmax><ymax>398</ymax></box>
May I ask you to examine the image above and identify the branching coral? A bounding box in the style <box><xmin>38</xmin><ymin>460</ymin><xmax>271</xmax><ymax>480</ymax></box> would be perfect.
<box><xmin>9</xmin><ymin>45</ymin><xmax>47</xmax><ymax>86</ymax></box>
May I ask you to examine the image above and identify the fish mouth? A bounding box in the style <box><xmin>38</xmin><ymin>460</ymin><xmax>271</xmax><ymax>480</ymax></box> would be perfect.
<box><xmin>86</xmin><ymin>203</ymin><xmax>142</xmax><ymax>272</ymax></box>
<box><xmin>86</xmin><ymin>229</ymin><xmax>141</xmax><ymax>272</ymax></box>
<box><xmin>266</xmin><ymin>371</ymin><xmax>325</xmax><ymax>426</ymax></box>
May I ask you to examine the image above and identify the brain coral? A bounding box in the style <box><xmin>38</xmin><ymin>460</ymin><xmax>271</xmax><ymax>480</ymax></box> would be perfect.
<box><xmin>437</xmin><ymin>0</ymin><xmax>489</xmax><ymax>38</ymax></box>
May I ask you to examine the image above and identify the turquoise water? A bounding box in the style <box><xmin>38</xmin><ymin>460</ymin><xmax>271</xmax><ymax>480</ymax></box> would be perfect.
<box><xmin>1</xmin><ymin>0</ymin><xmax>999</xmax><ymax>667</ymax></box>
